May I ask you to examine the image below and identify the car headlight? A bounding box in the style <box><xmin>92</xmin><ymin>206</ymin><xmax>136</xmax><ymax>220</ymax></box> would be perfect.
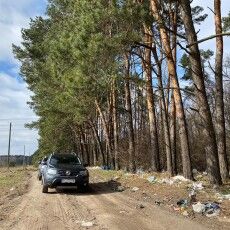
<box><xmin>79</xmin><ymin>170</ymin><xmax>88</xmax><ymax>176</ymax></box>
<box><xmin>47</xmin><ymin>168</ymin><xmax>57</xmax><ymax>175</ymax></box>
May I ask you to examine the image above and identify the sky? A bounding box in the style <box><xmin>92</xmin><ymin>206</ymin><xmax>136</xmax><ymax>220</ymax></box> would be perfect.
<box><xmin>0</xmin><ymin>0</ymin><xmax>229</xmax><ymax>156</ymax></box>
<box><xmin>0</xmin><ymin>0</ymin><xmax>47</xmax><ymax>155</ymax></box>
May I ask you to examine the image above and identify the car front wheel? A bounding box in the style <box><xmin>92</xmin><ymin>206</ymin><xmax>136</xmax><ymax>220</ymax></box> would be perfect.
<box><xmin>42</xmin><ymin>184</ymin><xmax>48</xmax><ymax>193</ymax></box>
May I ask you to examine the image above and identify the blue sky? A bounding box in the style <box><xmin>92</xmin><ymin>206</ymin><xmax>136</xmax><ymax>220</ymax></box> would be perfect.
<box><xmin>0</xmin><ymin>0</ymin><xmax>229</xmax><ymax>156</ymax></box>
<box><xmin>0</xmin><ymin>0</ymin><xmax>47</xmax><ymax>155</ymax></box>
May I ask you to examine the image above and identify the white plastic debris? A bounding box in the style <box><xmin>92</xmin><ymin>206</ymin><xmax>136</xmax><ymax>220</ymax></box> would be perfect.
<box><xmin>192</xmin><ymin>169</ymin><xmax>198</xmax><ymax>174</ymax></box>
<box><xmin>192</xmin><ymin>182</ymin><xmax>204</xmax><ymax>191</ymax></box>
<box><xmin>192</xmin><ymin>202</ymin><xmax>205</xmax><ymax>213</ymax></box>
<box><xmin>81</xmin><ymin>221</ymin><xmax>94</xmax><ymax>227</ymax></box>
<box><xmin>160</xmin><ymin>178</ymin><xmax>174</xmax><ymax>185</ymax></box>
<box><xmin>136</xmin><ymin>168</ymin><xmax>144</xmax><ymax>175</ymax></box>
<box><xmin>113</xmin><ymin>176</ymin><xmax>120</xmax><ymax>181</ymax></box>
<box><xmin>89</xmin><ymin>166</ymin><xmax>101</xmax><ymax>170</ymax></box>
<box><xmin>10</xmin><ymin>187</ymin><xmax>15</xmax><ymax>191</ymax></box>
<box><xmin>215</xmin><ymin>193</ymin><xmax>230</xmax><ymax>200</ymax></box>
<box><xmin>147</xmin><ymin>176</ymin><xmax>156</xmax><ymax>183</ymax></box>
<box><xmin>172</xmin><ymin>175</ymin><xmax>189</xmax><ymax>182</ymax></box>
<box><xmin>222</xmin><ymin>194</ymin><xmax>230</xmax><ymax>200</ymax></box>
<box><xmin>131</xmin><ymin>187</ymin><xmax>139</xmax><ymax>192</ymax></box>
<box><xmin>117</xmin><ymin>186</ymin><xmax>125</xmax><ymax>192</ymax></box>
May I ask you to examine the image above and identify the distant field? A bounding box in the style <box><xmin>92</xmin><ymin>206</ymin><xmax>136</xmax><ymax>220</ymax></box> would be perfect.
<box><xmin>0</xmin><ymin>167</ymin><xmax>34</xmax><ymax>196</ymax></box>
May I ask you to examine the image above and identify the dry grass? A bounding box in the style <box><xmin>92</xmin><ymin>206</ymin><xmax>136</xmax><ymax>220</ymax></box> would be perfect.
<box><xmin>0</xmin><ymin>167</ymin><xmax>34</xmax><ymax>197</ymax></box>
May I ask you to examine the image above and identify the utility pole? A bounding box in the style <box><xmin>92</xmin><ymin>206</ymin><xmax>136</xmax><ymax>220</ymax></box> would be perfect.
<box><xmin>7</xmin><ymin>122</ymin><xmax>12</xmax><ymax>170</ymax></box>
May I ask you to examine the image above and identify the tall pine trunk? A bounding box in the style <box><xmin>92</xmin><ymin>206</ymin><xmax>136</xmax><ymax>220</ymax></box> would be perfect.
<box><xmin>151</xmin><ymin>0</ymin><xmax>192</xmax><ymax>179</ymax></box>
<box><xmin>152</xmin><ymin>37</ymin><xmax>172</xmax><ymax>174</ymax></box>
<box><xmin>179</xmin><ymin>0</ymin><xmax>222</xmax><ymax>184</ymax></box>
<box><xmin>112</xmin><ymin>78</ymin><xmax>119</xmax><ymax>170</ymax></box>
<box><xmin>214</xmin><ymin>0</ymin><xmax>229</xmax><ymax>181</ymax></box>
<box><xmin>95</xmin><ymin>100</ymin><xmax>111</xmax><ymax>167</ymax></box>
<box><xmin>143</xmin><ymin>25</ymin><xmax>160</xmax><ymax>171</ymax></box>
<box><xmin>124</xmin><ymin>54</ymin><xmax>136</xmax><ymax>172</ymax></box>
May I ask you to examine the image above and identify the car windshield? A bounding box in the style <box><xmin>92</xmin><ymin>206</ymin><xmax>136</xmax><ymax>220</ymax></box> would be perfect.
<box><xmin>50</xmin><ymin>154</ymin><xmax>81</xmax><ymax>166</ymax></box>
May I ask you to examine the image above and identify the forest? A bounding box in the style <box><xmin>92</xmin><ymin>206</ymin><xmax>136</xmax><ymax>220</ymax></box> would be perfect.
<box><xmin>13</xmin><ymin>0</ymin><xmax>230</xmax><ymax>185</ymax></box>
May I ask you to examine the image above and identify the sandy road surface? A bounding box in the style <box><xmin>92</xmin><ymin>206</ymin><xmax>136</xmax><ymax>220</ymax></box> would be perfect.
<box><xmin>0</xmin><ymin>172</ymin><xmax>209</xmax><ymax>230</ymax></box>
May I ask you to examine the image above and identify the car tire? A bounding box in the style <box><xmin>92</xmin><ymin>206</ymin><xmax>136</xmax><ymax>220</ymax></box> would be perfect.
<box><xmin>42</xmin><ymin>184</ymin><xmax>48</xmax><ymax>193</ymax></box>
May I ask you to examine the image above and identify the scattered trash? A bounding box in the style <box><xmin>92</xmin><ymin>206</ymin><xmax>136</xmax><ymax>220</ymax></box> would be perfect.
<box><xmin>113</xmin><ymin>176</ymin><xmax>120</xmax><ymax>181</ymax></box>
<box><xmin>177</xmin><ymin>199</ymin><xmax>188</xmax><ymax>208</ymax></box>
<box><xmin>131</xmin><ymin>187</ymin><xmax>139</xmax><ymax>192</ymax></box>
<box><xmin>182</xmin><ymin>210</ymin><xmax>189</xmax><ymax>216</ymax></box>
<box><xmin>192</xmin><ymin>169</ymin><xmax>198</xmax><ymax>174</ymax></box>
<box><xmin>204</xmin><ymin>203</ymin><xmax>220</xmax><ymax>217</ymax></box>
<box><xmin>136</xmin><ymin>168</ymin><xmax>144</xmax><ymax>175</ymax></box>
<box><xmin>192</xmin><ymin>182</ymin><xmax>204</xmax><ymax>191</ymax></box>
<box><xmin>160</xmin><ymin>178</ymin><xmax>174</xmax><ymax>185</ymax></box>
<box><xmin>119</xmin><ymin>210</ymin><xmax>128</xmax><ymax>214</ymax></box>
<box><xmin>81</xmin><ymin>221</ymin><xmax>94</xmax><ymax>227</ymax></box>
<box><xmin>173</xmin><ymin>207</ymin><xmax>180</xmax><ymax>211</ymax></box>
<box><xmin>136</xmin><ymin>203</ymin><xmax>145</xmax><ymax>209</ymax></box>
<box><xmin>89</xmin><ymin>166</ymin><xmax>101</xmax><ymax>170</ymax></box>
<box><xmin>215</xmin><ymin>193</ymin><xmax>230</xmax><ymax>200</ymax></box>
<box><xmin>147</xmin><ymin>176</ymin><xmax>157</xmax><ymax>183</ymax></box>
<box><xmin>196</xmin><ymin>174</ymin><xmax>203</xmax><ymax>179</ymax></box>
<box><xmin>154</xmin><ymin>200</ymin><xmax>163</xmax><ymax>206</ymax></box>
<box><xmin>10</xmin><ymin>187</ymin><xmax>15</xmax><ymax>191</ymax></box>
<box><xmin>222</xmin><ymin>194</ymin><xmax>230</xmax><ymax>200</ymax></box>
<box><xmin>101</xmin><ymin>165</ymin><xmax>111</xmax><ymax>170</ymax></box>
<box><xmin>172</xmin><ymin>175</ymin><xmax>189</xmax><ymax>182</ymax></box>
<box><xmin>117</xmin><ymin>186</ymin><xmax>125</xmax><ymax>192</ymax></box>
<box><xmin>192</xmin><ymin>202</ymin><xmax>205</xmax><ymax>213</ymax></box>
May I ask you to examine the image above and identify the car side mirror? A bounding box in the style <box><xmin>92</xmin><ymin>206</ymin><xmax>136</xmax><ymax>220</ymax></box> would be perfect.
<box><xmin>83</xmin><ymin>163</ymin><xmax>89</xmax><ymax>167</ymax></box>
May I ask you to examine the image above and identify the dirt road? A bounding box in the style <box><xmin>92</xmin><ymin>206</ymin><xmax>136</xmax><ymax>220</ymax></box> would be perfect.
<box><xmin>0</xmin><ymin>172</ymin><xmax>209</xmax><ymax>230</ymax></box>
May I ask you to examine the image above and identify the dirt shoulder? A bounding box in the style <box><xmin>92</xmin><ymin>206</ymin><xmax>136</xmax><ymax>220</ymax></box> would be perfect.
<box><xmin>0</xmin><ymin>167</ymin><xmax>33</xmax><ymax>221</ymax></box>
<box><xmin>89</xmin><ymin>168</ymin><xmax>230</xmax><ymax>230</ymax></box>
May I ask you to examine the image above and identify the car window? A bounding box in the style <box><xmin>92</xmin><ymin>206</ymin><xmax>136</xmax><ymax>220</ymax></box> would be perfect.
<box><xmin>50</xmin><ymin>155</ymin><xmax>81</xmax><ymax>166</ymax></box>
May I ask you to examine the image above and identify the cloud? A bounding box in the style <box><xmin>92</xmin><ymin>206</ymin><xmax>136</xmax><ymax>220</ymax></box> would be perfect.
<box><xmin>0</xmin><ymin>0</ymin><xmax>47</xmax><ymax>62</ymax></box>
<box><xmin>0</xmin><ymin>72</ymin><xmax>39</xmax><ymax>155</ymax></box>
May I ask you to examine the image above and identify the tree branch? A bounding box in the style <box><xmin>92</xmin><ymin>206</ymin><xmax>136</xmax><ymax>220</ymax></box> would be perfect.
<box><xmin>186</xmin><ymin>33</ymin><xmax>230</xmax><ymax>48</ymax></box>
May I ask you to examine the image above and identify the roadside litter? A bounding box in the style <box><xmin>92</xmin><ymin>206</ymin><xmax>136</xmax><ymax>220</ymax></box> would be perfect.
<box><xmin>136</xmin><ymin>203</ymin><xmax>145</xmax><ymax>209</ymax></box>
<box><xmin>117</xmin><ymin>185</ymin><xmax>125</xmax><ymax>192</ymax></box>
<box><xmin>172</xmin><ymin>175</ymin><xmax>189</xmax><ymax>183</ymax></box>
<box><xmin>204</xmin><ymin>202</ymin><xmax>220</xmax><ymax>217</ymax></box>
<box><xmin>177</xmin><ymin>199</ymin><xmax>189</xmax><ymax>208</ymax></box>
<box><xmin>147</xmin><ymin>176</ymin><xmax>157</xmax><ymax>183</ymax></box>
<box><xmin>192</xmin><ymin>202</ymin><xmax>205</xmax><ymax>213</ymax></box>
<box><xmin>81</xmin><ymin>221</ymin><xmax>94</xmax><ymax>227</ymax></box>
<box><xmin>131</xmin><ymin>187</ymin><xmax>140</xmax><ymax>192</ymax></box>
<box><xmin>192</xmin><ymin>182</ymin><xmax>204</xmax><ymax>191</ymax></box>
